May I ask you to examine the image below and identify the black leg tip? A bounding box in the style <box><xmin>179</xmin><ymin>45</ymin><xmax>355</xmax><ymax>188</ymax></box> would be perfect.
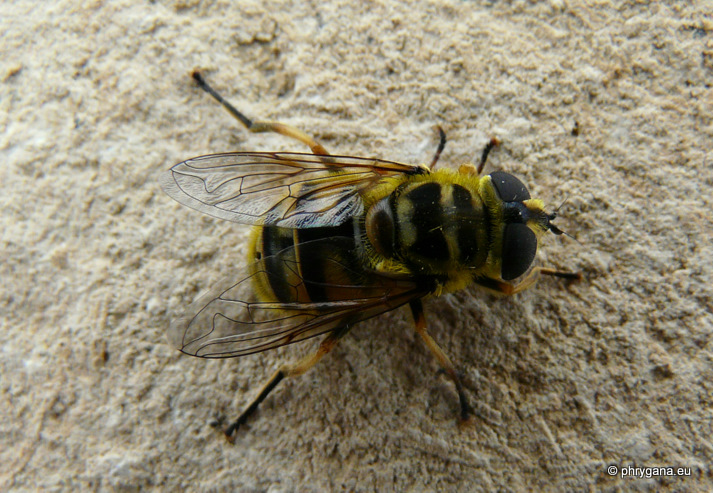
<box><xmin>224</xmin><ymin>423</ymin><xmax>239</xmax><ymax>444</ymax></box>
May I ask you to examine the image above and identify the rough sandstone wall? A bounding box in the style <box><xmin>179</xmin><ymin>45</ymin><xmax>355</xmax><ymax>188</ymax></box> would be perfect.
<box><xmin>2</xmin><ymin>1</ymin><xmax>711</xmax><ymax>490</ymax></box>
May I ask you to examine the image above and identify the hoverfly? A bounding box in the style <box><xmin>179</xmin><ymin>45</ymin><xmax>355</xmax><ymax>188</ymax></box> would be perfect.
<box><xmin>161</xmin><ymin>72</ymin><xmax>580</xmax><ymax>441</ymax></box>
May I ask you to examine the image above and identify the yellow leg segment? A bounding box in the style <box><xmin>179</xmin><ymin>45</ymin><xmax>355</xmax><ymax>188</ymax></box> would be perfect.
<box><xmin>409</xmin><ymin>299</ymin><xmax>473</xmax><ymax>422</ymax></box>
<box><xmin>248</xmin><ymin>122</ymin><xmax>329</xmax><ymax>156</ymax></box>
<box><xmin>475</xmin><ymin>267</ymin><xmax>582</xmax><ymax>296</ymax></box>
<box><xmin>192</xmin><ymin>71</ymin><xmax>331</xmax><ymax>158</ymax></box>
<box><xmin>224</xmin><ymin>332</ymin><xmax>342</xmax><ymax>442</ymax></box>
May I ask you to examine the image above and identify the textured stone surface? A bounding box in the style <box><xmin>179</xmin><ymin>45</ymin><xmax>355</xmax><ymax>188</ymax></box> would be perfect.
<box><xmin>2</xmin><ymin>1</ymin><xmax>712</xmax><ymax>490</ymax></box>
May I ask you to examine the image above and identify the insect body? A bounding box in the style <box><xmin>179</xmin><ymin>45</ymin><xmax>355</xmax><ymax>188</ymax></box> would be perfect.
<box><xmin>161</xmin><ymin>72</ymin><xmax>579</xmax><ymax>441</ymax></box>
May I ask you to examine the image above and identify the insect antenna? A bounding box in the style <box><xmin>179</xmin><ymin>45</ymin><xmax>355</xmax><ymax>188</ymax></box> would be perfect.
<box><xmin>547</xmin><ymin>196</ymin><xmax>580</xmax><ymax>243</ymax></box>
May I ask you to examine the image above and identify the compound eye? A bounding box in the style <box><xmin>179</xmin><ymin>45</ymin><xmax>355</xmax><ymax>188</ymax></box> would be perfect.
<box><xmin>490</xmin><ymin>171</ymin><xmax>531</xmax><ymax>202</ymax></box>
<box><xmin>501</xmin><ymin>223</ymin><xmax>537</xmax><ymax>280</ymax></box>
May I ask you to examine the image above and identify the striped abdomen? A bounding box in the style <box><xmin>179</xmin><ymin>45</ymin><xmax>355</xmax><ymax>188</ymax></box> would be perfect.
<box><xmin>250</xmin><ymin>222</ymin><xmax>369</xmax><ymax>304</ymax></box>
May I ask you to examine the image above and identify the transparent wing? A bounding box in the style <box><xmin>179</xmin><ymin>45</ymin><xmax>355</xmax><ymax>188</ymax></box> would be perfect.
<box><xmin>160</xmin><ymin>152</ymin><xmax>422</xmax><ymax>228</ymax></box>
<box><xmin>167</xmin><ymin>237</ymin><xmax>427</xmax><ymax>358</ymax></box>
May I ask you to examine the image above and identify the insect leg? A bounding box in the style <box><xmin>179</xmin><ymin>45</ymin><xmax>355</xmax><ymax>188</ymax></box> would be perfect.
<box><xmin>409</xmin><ymin>299</ymin><xmax>473</xmax><ymax>422</ymax></box>
<box><xmin>474</xmin><ymin>267</ymin><xmax>582</xmax><ymax>296</ymax></box>
<box><xmin>224</xmin><ymin>328</ymin><xmax>345</xmax><ymax>442</ymax></box>
<box><xmin>429</xmin><ymin>125</ymin><xmax>447</xmax><ymax>169</ymax></box>
<box><xmin>476</xmin><ymin>137</ymin><xmax>501</xmax><ymax>175</ymax></box>
<box><xmin>192</xmin><ymin>71</ymin><xmax>331</xmax><ymax>157</ymax></box>
<box><xmin>539</xmin><ymin>267</ymin><xmax>583</xmax><ymax>280</ymax></box>
<box><xmin>509</xmin><ymin>267</ymin><xmax>581</xmax><ymax>294</ymax></box>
